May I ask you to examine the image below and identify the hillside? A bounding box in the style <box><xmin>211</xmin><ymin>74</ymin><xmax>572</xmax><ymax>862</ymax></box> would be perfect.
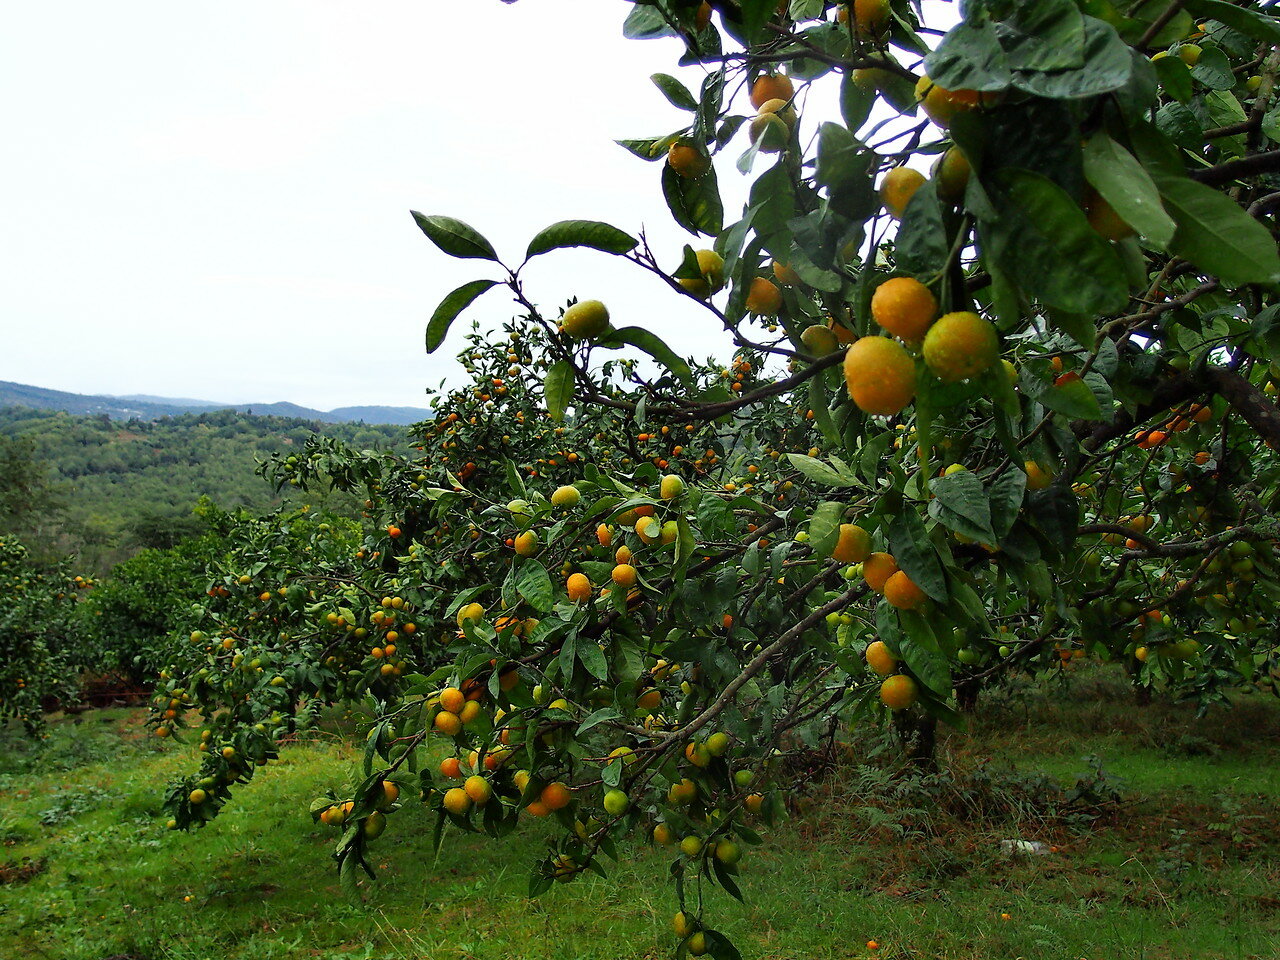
<box><xmin>0</xmin><ymin>380</ymin><xmax>431</xmax><ymax>426</ymax></box>
<box><xmin>0</xmin><ymin>405</ymin><xmax>411</xmax><ymax>568</ymax></box>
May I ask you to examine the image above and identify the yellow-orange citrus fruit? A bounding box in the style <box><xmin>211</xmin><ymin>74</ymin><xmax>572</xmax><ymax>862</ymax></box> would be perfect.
<box><xmin>525</xmin><ymin>800</ymin><xmax>551</xmax><ymax>817</ymax></box>
<box><xmin>443</xmin><ymin>787</ymin><xmax>472</xmax><ymax>816</ymax></box>
<box><xmin>865</xmin><ymin>639</ymin><xmax>897</xmax><ymax>677</ymax></box>
<box><xmin>932</xmin><ymin>147</ymin><xmax>971</xmax><ymax>204</ymax></box>
<box><xmin>915</xmin><ymin>74</ymin><xmax>993</xmax><ymax>128</ymax></box>
<box><xmin>456</xmin><ymin>602</ymin><xmax>484</xmax><ymax>628</ymax></box>
<box><xmin>1084</xmin><ymin>189</ymin><xmax>1135</xmax><ymax>241</ymax></box>
<box><xmin>922</xmin><ymin>311</ymin><xmax>999</xmax><ymax>382</ymax></box>
<box><xmin>678</xmin><ymin>248</ymin><xmax>727</xmax><ymax>299</ymax></box>
<box><xmin>871</xmin><ymin>277</ymin><xmax>937</xmax><ymax>342</ymax></box>
<box><xmin>879</xmin><ymin>674</ymin><xmax>919</xmax><ymax>710</ymax></box>
<box><xmin>862</xmin><ymin>552</ymin><xmax>899</xmax><ymax>593</ymax></box>
<box><xmin>514</xmin><ymin>530</ymin><xmax>538</xmax><ymax>557</ymax></box>
<box><xmin>439</xmin><ymin>687</ymin><xmax>466</xmax><ymax>713</ymax></box>
<box><xmin>668</xmin><ymin>141</ymin><xmax>711</xmax><ymax>180</ymax></box>
<box><xmin>1024</xmin><ymin>460</ymin><xmax>1053</xmax><ymax>490</ymax></box>
<box><xmin>844</xmin><ymin>336</ymin><xmax>916</xmax><ymax>416</ymax></box>
<box><xmin>541</xmin><ymin>781</ymin><xmax>573</xmax><ymax>811</ymax></box>
<box><xmin>749</xmin><ymin>111</ymin><xmax>790</xmax><ymax>152</ymax></box>
<box><xmin>562</xmin><ymin>300</ymin><xmax>610</xmax><ymax>339</ymax></box>
<box><xmin>846</xmin><ymin>0</ymin><xmax>891</xmax><ymax>39</ymax></box>
<box><xmin>439</xmin><ymin>756</ymin><xmax>462</xmax><ymax>778</ymax></box>
<box><xmin>746</xmin><ymin>277</ymin><xmax>783</xmax><ymax>317</ymax></box>
<box><xmin>772</xmin><ymin>260</ymin><xmax>801</xmax><ymax>285</ymax></box>
<box><xmin>750</xmin><ymin>73</ymin><xmax>794</xmax><ymax>109</ymax></box>
<box><xmin>566</xmin><ymin>572</ymin><xmax>592</xmax><ymax>602</ymax></box>
<box><xmin>464</xmin><ymin>775</ymin><xmax>493</xmax><ymax>805</ymax></box>
<box><xmin>831</xmin><ymin>523</ymin><xmax>872</xmax><ymax>564</ymax></box>
<box><xmin>434</xmin><ymin>710</ymin><xmax>462</xmax><ymax>736</ymax></box>
<box><xmin>879</xmin><ymin>167</ymin><xmax>926</xmax><ymax>218</ymax></box>
<box><xmin>612</xmin><ymin>563</ymin><xmax>638</xmax><ymax>588</ymax></box>
<box><xmin>883</xmin><ymin>570</ymin><xmax>927</xmax><ymax>609</ymax></box>
<box><xmin>801</xmin><ymin>324</ymin><xmax>840</xmax><ymax>355</ymax></box>
<box><xmin>674</xmin><ymin>911</ymin><xmax>696</xmax><ymax>938</ymax></box>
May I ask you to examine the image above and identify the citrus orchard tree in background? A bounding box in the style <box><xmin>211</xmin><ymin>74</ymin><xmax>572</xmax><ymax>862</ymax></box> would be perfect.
<box><xmin>147</xmin><ymin>0</ymin><xmax>1280</xmax><ymax>956</ymax></box>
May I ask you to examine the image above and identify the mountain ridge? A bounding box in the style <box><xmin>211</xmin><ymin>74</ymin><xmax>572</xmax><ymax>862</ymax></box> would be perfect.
<box><xmin>0</xmin><ymin>380</ymin><xmax>430</xmax><ymax>426</ymax></box>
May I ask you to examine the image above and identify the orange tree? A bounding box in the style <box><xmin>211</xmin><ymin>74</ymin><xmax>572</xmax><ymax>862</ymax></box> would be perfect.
<box><xmin>0</xmin><ymin>536</ymin><xmax>91</xmax><ymax>730</ymax></box>
<box><xmin>150</xmin><ymin>1</ymin><xmax>1280</xmax><ymax>955</ymax></box>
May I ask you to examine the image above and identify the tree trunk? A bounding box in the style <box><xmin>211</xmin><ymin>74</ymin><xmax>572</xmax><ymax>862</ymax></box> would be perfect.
<box><xmin>894</xmin><ymin>711</ymin><xmax>938</xmax><ymax>772</ymax></box>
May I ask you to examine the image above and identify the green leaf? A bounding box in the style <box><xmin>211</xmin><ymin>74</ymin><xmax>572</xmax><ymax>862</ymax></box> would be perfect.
<box><xmin>984</xmin><ymin>168</ymin><xmax>1129</xmax><ymax>315</ymax></box>
<box><xmin>623</xmin><ymin>6</ymin><xmax>676</xmax><ymax>39</ymax></box>
<box><xmin>896</xmin><ymin>181</ymin><xmax>948</xmax><ymax>276</ymax></box>
<box><xmin>1189</xmin><ymin>46</ymin><xmax>1234</xmax><ymax>91</ymax></box>
<box><xmin>616</xmin><ymin>133</ymin><xmax>683</xmax><ymax>161</ymax></box>
<box><xmin>1011</xmin><ymin>17</ymin><xmax>1131</xmax><ymax>98</ymax></box>
<box><xmin>425</xmin><ymin>279</ymin><xmax>498</xmax><ymax>354</ymax></box>
<box><xmin>807</xmin><ymin>501</ymin><xmax>845</xmax><ymax>559</ymax></box>
<box><xmin>1082</xmin><ymin>134</ymin><xmax>1176</xmax><ymax>248</ymax></box>
<box><xmin>543</xmin><ymin>361</ymin><xmax>574</xmax><ymax>423</ymax></box>
<box><xmin>1185</xmin><ymin>0</ymin><xmax>1280</xmax><ymax>43</ymax></box>
<box><xmin>1153</xmin><ymin>55</ymin><xmax>1193</xmax><ymax>103</ymax></box>
<box><xmin>926</xmin><ymin>21</ymin><xmax>1012</xmax><ymax>91</ymax></box>
<box><xmin>1003</xmin><ymin>0</ymin><xmax>1085</xmax><ymax>73</ymax></box>
<box><xmin>596</xmin><ymin>326</ymin><xmax>694</xmax><ymax>387</ymax></box>
<box><xmin>411</xmin><ymin>213</ymin><xmax>499</xmax><ymax>261</ymax></box>
<box><xmin>888</xmin><ymin>509</ymin><xmax>948</xmax><ymax>603</ymax></box>
<box><xmin>928</xmin><ymin>471</ymin><xmax>996</xmax><ymax>544</ymax></box>
<box><xmin>526</xmin><ymin>220</ymin><xmax>638</xmax><ymax>260</ymax></box>
<box><xmin>786</xmin><ymin>454</ymin><xmax>857</xmax><ymax>488</ymax></box>
<box><xmin>1154</xmin><ymin>174</ymin><xmax>1280</xmax><ymax>287</ymax></box>
<box><xmin>839</xmin><ymin>71</ymin><xmax>875</xmax><ymax>132</ymax></box>
<box><xmin>662</xmin><ymin>161</ymin><xmax>724</xmax><ymax>236</ymax></box>
<box><xmin>988</xmin><ymin>469</ymin><xmax>1027</xmax><ymax>541</ymax></box>
<box><xmin>897</xmin><ymin>623</ymin><xmax>952</xmax><ymax>695</ymax></box>
<box><xmin>652</xmin><ymin>73</ymin><xmax>698</xmax><ymax>110</ymax></box>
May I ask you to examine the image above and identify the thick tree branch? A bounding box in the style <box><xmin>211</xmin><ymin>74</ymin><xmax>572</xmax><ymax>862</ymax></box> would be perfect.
<box><xmin>1191</xmin><ymin>148</ymin><xmax>1280</xmax><ymax>187</ymax></box>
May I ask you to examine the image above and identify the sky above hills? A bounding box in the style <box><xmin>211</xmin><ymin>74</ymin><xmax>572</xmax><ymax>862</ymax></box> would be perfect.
<box><xmin>1</xmin><ymin>3</ymin><xmax>950</xmax><ymax>411</ymax></box>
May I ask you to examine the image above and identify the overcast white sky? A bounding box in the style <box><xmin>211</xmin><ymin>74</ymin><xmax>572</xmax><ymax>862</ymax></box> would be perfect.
<box><xmin>0</xmin><ymin>2</ymin><xmax>945</xmax><ymax>412</ymax></box>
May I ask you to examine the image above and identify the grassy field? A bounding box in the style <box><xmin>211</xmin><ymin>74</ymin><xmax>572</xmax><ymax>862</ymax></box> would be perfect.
<box><xmin>1</xmin><ymin>667</ymin><xmax>1278</xmax><ymax>960</ymax></box>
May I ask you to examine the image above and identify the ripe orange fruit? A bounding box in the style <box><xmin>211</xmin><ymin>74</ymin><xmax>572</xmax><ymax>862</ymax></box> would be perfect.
<box><xmin>862</xmin><ymin>552</ymin><xmax>899</xmax><ymax>592</ymax></box>
<box><xmin>772</xmin><ymin>260</ymin><xmax>801</xmax><ymax>286</ymax></box>
<box><xmin>915</xmin><ymin>74</ymin><xmax>993</xmax><ymax>128</ymax></box>
<box><xmin>871</xmin><ymin>277</ymin><xmax>937</xmax><ymax>342</ymax></box>
<box><xmin>541</xmin><ymin>781</ymin><xmax>572</xmax><ymax>811</ymax></box>
<box><xmin>612</xmin><ymin>563</ymin><xmax>638</xmax><ymax>588</ymax></box>
<box><xmin>525</xmin><ymin>800</ymin><xmax>551</xmax><ymax>817</ymax></box>
<box><xmin>562</xmin><ymin>300</ymin><xmax>610</xmax><ymax>339</ymax></box>
<box><xmin>443</xmin><ymin>786</ymin><xmax>472</xmax><ymax>816</ymax></box>
<box><xmin>922</xmin><ymin>311</ymin><xmax>999</xmax><ymax>382</ymax></box>
<box><xmin>434</xmin><ymin>710</ymin><xmax>462</xmax><ymax>736</ymax></box>
<box><xmin>1084</xmin><ymin>189</ymin><xmax>1134</xmax><ymax>241</ymax></box>
<box><xmin>879</xmin><ymin>167</ymin><xmax>926</xmax><ymax>218</ymax></box>
<box><xmin>879</xmin><ymin>674</ymin><xmax>919</xmax><ymax>710</ymax></box>
<box><xmin>831</xmin><ymin>523</ymin><xmax>872</xmax><ymax>564</ymax></box>
<box><xmin>746</xmin><ymin>276</ymin><xmax>783</xmax><ymax>316</ymax></box>
<box><xmin>844</xmin><ymin>336</ymin><xmax>916</xmax><ymax>416</ymax></box>
<box><xmin>566</xmin><ymin>572</ymin><xmax>592</xmax><ymax>602</ymax></box>
<box><xmin>678</xmin><ymin>248</ymin><xmax>726</xmax><ymax>299</ymax></box>
<box><xmin>932</xmin><ymin>146</ymin><xmax>971</xmax><ymax>205</ymax></box>
<box><xmin>668</xmin><ymin>141</ymin><xmax>711</xmax><ymax>180</ymax></box>
<box><xmin>439</xmin><ymin>756</ymin><xmax>462</xmax><ymax>779</ymax></box>
<box><xmin>865</xmin><ymin>640</ymin><xmax>897</xmax><ymax>677</ymax></box>
<box><xmin>1024</xmin><ymin>460</ymin><xmax>1054</xmax><ymax>490</ymax></box>
<box><xmin>883</xmin><ymin>570</ymin><xmax>927</xmax><ymax>609</ymax></box>
<box><xmin>439</xmin><ymin>687</ymin><xmax>466</xmax><ymax>713</ymax></box>
<box><xmin>844</xmin><ymin>0</ymin><xmax>891</xmax><ymax>39</ymax></box>
<box><xmin>464</xmin><ymin>775</ymin><xmax>492</xmax><ymax>805</ymax></box>
<box><xmin>750</xmin><ymin>72</ymin><xmax>794</xmax><ymax>110</ymax></box>
<box><xmin>514</xmin><ymin>531</ymin><xmax>538</xmax><ymax>557</ymax></box>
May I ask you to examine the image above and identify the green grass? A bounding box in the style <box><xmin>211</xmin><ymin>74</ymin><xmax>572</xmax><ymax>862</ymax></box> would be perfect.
<box><xmin>1</xmin><ymin>669</ymin><xmax>1278</xmax><ymax>960</ymax></box>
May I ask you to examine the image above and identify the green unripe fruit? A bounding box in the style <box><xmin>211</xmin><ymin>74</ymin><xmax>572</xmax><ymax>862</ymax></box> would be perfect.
<box><xmin>603</xmin><ymin>789</ymin><xmax>630</xmax><ymax>816</ymax></box>
<box><xmin>561</xmin><ymin>300</ymin><xmax>611</xmax><ymax>340</ymax></box>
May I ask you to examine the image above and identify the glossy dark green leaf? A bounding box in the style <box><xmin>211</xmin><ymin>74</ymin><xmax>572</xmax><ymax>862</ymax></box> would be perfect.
<box><xmin>1012</xmin><ymin>18</ymin><xmax>1131</xmax><ymax>98</ymax></box>
<box><xmin>1155</xmin><ymin>101</ymin><xmax>1204</xmax><ymax>150</ymax></box>
<box><xmin>888</xmin><ymin>509</ymin><xmax>948</xmax><ymax>603</ymax></box>
<box><xmin>662</xmin><ymin>160</ymin><xmax>724</xmax><ymax>236</ymax></box>
<box><xmin>1003</xmin><ymin>0</ymin><xmax>1085</xmax><ymax>73</ymax></box>
<box><xmin>807</xmin><ymin>501</ymin><xmax>845</xmax><ymax>558</ymax></box>
<box><xmin>623</xmin><ymin>6</ymin><xmax>676</xmax><ymax>39</ymax></box>
<box><xmin>984</xmin><ymin>168</ymin><xmax>1129</xmax><ymax>315</ymax></box>
<box><xmin>515</xmin><ymin>560</ymin><xmax>554</xmax><ymax>613</ymax></box>
<box><xmin>525</xmin><ymin>220</ymin><xmax>638</xmax><ymax>260</ymax></box>
<box><xmin>598</xmin><ymin>326</ymin><xmax>695</xmax><ymax>387</ymax></box>
<box><xmin>1082</xmin><ymin>134</ymin><xmax>1175</xmax><ymax>249</ymax></box>
<box><xmin>1186</xmin><ymin>0</ymin><xmax>1280</xmax><ymax>43</ymax></box>
<box><xmin>928</xmin><ymin>470</ymin><xmax>996</xmax><ymax>544</ymax></box>
<box><xmin>616</xmin><ymin>133</ymin><xmax>682</xmax><ymax>161</ymax></box>
<box><xmin>925</xmin><ymin>21</ymin><xmax>1012</xmax><ymax>91</ymax></box>
<box><xmin>1189</xmin><ymin>46</ymin><xmax>1234</xmax><ymax>91</ymax></box>
<box><xmin>895</xmin><ymin>180</ymin><xmax>948</xmax><ymax>276</ymax></box>
<box><xmin>839</xmin><ymin>71</ymin><xmax>875</xmax><ymax>132</ymax></box>
<box><xmin>787</xmin><ymin>454</ymin><xmax>857</xmax><ymax>488</ymax></box>
<box><xmin>988</xmin><ymin>468</ymin><xmax>1027</xmax><ymax>541</ymax></box>
<box><xmin>897</xmin><ymin>625</ymin><xmax>952</xmax><ymax>695</ymax></box>
<box><xmin>1154</xmin><ymin>174</ymin><xmax>1280</xmax><ymax>287</ymax></box>
<box><xmin>411</xmin><ymin>213</ymin><xmax>499</xmax><ymax>261</ymax></box>
<box><xmin>1153</xmin><ymin>55</ymin><xmax>1193</xmax><ymax>102</ymax></box>
<box><xmin>652</xmin><ymin>73</ymin><xmax>698</xmax><ymax>110</ymax></box>
<box><xmin>425</xmin><ymin>279</ymin><xmax>498</xmax><ymax>354</ymax></box>
<box><xmin>543</xmin><ymin>360</ymin><xmax>574</xmax><ymax>424</ymax></box>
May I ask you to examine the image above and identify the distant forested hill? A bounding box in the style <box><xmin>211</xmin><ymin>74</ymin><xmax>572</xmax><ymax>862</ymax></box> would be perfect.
<box><xmin>0</xmin><ymin>406</ymin><xmax>411</xmax><ymax>569</ymax></box>
<box><xmin>0</xmin><ymin>380</ymin><xmax>431</xmax><ymax>426</ymax></box>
